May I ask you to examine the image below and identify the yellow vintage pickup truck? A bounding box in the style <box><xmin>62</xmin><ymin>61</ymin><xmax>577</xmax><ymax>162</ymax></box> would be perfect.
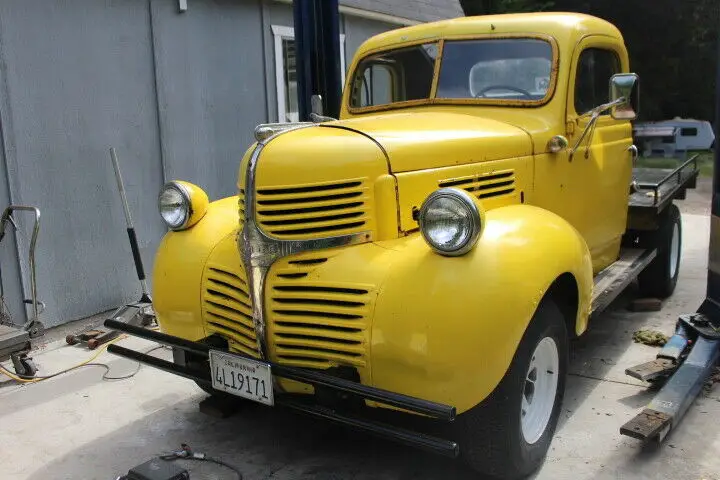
<box><xmin>107</xmin><ymin>12</ymin><xmax>699</xmax><ymax>479</ymax></box>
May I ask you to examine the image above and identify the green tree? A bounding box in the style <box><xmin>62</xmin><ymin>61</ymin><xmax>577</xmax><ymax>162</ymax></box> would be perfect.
<box><xmin>461</xmin><ymin>0</ymin><xmax>719</xmax><ymax>121</ymax></box>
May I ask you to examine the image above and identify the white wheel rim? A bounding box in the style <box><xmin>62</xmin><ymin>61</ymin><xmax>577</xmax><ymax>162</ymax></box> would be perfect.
<box><xmin>520</xmin><ymin>337</ymin><xmax>559</xmax><ymax>445</ymax></box>
<box><xmin>669</xmin><ymin>223</ymin><xmax>680</xmax><ymax>279</ymax></box>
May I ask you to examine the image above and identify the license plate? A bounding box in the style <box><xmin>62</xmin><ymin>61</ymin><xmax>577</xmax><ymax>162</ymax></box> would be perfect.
<box><xmin>209</xmin><ymin>350</ymin><xmax>274</xmax><ymax>406</ymax></box>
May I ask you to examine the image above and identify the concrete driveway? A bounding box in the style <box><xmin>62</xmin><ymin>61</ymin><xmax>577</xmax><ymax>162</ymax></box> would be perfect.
<box><xmin>1</xmin><ymin>187</ymin><xmax>718</xmax><ymax>480</ymax></box>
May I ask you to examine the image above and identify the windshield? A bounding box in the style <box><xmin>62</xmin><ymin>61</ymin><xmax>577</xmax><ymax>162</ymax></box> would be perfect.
<box><xmin>348</xmin><ymin>38</ymin><xmax>554</xmax><ymax>109</ymax></box>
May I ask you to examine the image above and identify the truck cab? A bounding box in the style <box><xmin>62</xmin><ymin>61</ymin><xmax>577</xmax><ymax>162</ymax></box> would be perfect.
<box><xmin>113</xmin><ymin>12</ymin><xmax>696</xmax><ymax>480</ymax></box>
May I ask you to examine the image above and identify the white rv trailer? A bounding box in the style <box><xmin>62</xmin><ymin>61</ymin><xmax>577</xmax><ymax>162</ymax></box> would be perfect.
<box><xmin>633</xmin><ymin>117</ymin><xmax>715</xmax><ymax>157</ymax></box>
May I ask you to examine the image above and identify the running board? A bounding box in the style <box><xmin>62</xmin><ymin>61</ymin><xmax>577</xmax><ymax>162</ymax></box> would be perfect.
<box><xmin>591</xmin><ymin>248</ymin><xmax>656</xmax><ymax>315</ymax></box>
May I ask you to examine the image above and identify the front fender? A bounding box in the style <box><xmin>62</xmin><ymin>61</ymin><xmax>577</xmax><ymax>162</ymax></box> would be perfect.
<box><xmin>153</xmin><ymin>196</ymin><xmax>239</xmax><ymax>340</ymax></box>
<box><xmin>371</xmin><ymin>204</ymin><xmax>592</xmax><ymax>413</ymax></box>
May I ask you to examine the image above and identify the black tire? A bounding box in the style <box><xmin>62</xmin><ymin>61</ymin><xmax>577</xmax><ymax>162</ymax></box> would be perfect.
<box><xmin>637</xmin><ymin>203</ymin><xmax>682</xmax><ymax>298</ymax></box>
<box><xmin>453</xmin><ymin>299</ymin><xmax>568</xmax><ymax>479</ymax></box>
<box><xmin>195</xmin><ymin>380</ymin><xmax>216</xmax><ymax>396</ymax></box>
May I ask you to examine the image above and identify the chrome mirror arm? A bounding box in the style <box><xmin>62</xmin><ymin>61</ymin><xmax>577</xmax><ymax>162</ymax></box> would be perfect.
<box><xmin>569</xmin><ymin>97</ymin><xmax>627</xmax><ymax>159</ymax></box>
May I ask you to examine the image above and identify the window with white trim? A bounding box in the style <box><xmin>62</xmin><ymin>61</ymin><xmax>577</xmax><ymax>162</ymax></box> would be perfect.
<box><xmin>272</xmin><ymin>25</ymin><xmax>346</xmax><ymax>123</ymax></box>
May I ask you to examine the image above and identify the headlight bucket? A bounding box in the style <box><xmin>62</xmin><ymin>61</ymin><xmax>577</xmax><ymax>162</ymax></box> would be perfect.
<box><xmin>158</xmin><ymin>181</ymin><xmax>209</xmax><ymax>231</ymax></box>
<box><xmin>418</xmin><ymin>187</ymin><xmax>485</xmax><ymax>256</ymax></box>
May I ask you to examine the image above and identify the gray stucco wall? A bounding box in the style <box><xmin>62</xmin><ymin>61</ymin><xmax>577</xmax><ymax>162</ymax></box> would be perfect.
<box><xmin>341</xmin><ymin>0</ymin><xmax>463</xmax><ymax>23</ymax></box>
<box><xmin>0</xmin><ymin>0</ymin><xmax>166</xmax><ymax>327</ymax></box>
<box><xmin>152</xmin><ymin>0</ymin><xmax>268</xmax><ymax>201</ymax></box>
<box><xmin>0</xmin><ymin>0</ymin><xmax>421</xmax><ymax>328</ymax></box>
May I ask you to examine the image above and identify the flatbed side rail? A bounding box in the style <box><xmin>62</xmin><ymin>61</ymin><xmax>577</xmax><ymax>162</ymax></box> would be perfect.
<box><xmin>634</xmin><ymin>154</ymin><xmax>700</xmax><ymax>207</ymax></box>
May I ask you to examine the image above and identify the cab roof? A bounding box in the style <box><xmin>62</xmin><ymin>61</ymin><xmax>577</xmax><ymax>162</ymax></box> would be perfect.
<box><xmin>355</xmin><ymin>12</ymin><xmax>624</xmax><ymax>56</ymax></box>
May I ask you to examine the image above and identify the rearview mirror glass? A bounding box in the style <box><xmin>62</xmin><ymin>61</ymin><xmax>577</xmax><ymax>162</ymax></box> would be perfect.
<box><xmin>610</xmin><ymin>73</ymin><xmax>639</xmax><ymax>120</ymax></box>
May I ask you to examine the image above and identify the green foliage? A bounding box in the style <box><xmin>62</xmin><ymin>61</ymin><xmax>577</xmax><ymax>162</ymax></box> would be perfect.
<box><xmin>459</xmin><ymin>0</ymin><xmax>719</xmax><ymax>122</ymax></box>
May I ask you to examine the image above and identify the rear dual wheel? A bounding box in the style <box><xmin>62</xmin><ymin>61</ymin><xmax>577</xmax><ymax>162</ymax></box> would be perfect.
<box><xmin>637</xmin><ymin>204</ymin><xmax>682</xmax><ymax>298</ymax></box>
<box><xmin>455</xmin><ymin>299</ymin><xmax>568</xmax><ymax>479</ymax></box>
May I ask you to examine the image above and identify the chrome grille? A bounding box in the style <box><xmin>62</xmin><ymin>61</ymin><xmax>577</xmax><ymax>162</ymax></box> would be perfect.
<box><xmin>238</xmin><ymin>189</ymin><xmax>245</xmax><ymax>230</ymax></box>
<box><xmin>255</xmin><ymin>179</ymin><xmax>371</xmax><ymax>240</ymax></box>
<box><xmin>268</xmin><ymin>260</ymin><xmax>372</xmax><ymax>369</ymax></box>
<box><xmin>202</xmin><ymin>264</ymin><xmax>259</xmax><ymax>358</ymax></box>
<box><xmin>439</xmin><ymin>170</ymin><xmax>516</xmax><ymax>199</ymax></box>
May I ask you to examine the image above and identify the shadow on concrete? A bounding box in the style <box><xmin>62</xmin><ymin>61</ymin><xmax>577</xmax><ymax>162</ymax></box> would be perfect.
<box><xmin>25</xmin><ymin>391</ymin><xmax>482</xmax><ymax>480</ymax></box>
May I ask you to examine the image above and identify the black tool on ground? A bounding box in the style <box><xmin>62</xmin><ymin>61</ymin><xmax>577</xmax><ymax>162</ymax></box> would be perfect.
<box><xmin>620</xmin><ymin>24</ymin><xmax>720</xmax><ymax>443</ymax></box>
<box><xmin>118</xmin><ymin>458</ymin><xmax>189</xmax><ymax>480</ymax></box>
<box><xmin>66</xmin><ymin>147</ymin><xmax>154</xmax><ymax>351</ymax></box>
<box><xmin>0</xmin><ymin>205</ymin><xmax>45</xmax><ymax>377</ymax></box>
<box><xmin>160</xmin><ymin>444</ymin><xmax>242</xmax><ymax>480</ymax></box>
<box><xmin>116</xmin><ymin>444</ymin><xmax>242</xmax><ymax>480</ymax></box>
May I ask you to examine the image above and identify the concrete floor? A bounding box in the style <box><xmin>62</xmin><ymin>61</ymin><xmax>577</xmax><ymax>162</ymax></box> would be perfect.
<box><xmin>1</xmin><ymin>187</ymin><xmax>719</xmax><ymax>480</ymax></box>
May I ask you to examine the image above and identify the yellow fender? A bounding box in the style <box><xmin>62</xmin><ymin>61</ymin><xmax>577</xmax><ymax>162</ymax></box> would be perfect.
<box><xmin>371</xmin><ymin>204</ymin><xmax>593</xmax><ymax>413</ymax></box>
<box><xmin>153</xmin><ymin>196</ymin><xmax>239</xmax><ymax>340</ymax></box>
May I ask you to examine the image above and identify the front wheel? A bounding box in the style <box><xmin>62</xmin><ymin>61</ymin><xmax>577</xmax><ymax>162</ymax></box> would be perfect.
<box><xmin>454</xmin><ymin>298</ymin><xmax>568</xmax><ymax>479</ymax></box>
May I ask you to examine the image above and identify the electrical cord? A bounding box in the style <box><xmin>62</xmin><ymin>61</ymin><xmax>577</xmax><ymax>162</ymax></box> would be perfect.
<box><xmin>0</xmin><ymin>339</ymin><xmax>167</xmax><ymax>383</ymax></box>
<box><xmin>160</xmin><ymin>444</ymin><xmax>243</xmax><ymax>480</ymax></box>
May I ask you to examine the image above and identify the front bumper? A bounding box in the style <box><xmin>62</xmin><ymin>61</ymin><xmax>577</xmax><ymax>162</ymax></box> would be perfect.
<box><xmin>105</xmin><ymin>318</ymin><xmax>459</xmax><ymax>458</ymax></box>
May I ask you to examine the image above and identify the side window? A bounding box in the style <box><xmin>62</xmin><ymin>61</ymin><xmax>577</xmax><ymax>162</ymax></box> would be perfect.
<box><xmin>350</xmin><ymin>43</ymin><xmax>437</xmax><ymax>108</ymax></box>
<box><xmin>574</xmin><ymin>48</ymin><xmax>620</xmax><ymax>115</ymax></box>
<box><xmin>359</xmin><ymin>65</ymin><xmax>393</xmax><ymax>107</ymax></box>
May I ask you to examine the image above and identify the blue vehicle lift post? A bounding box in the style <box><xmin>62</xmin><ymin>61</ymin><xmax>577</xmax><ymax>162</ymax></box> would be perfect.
<box><xmin>292</xmin><ymin>0</ymin><xmax>342</xmax><ymax>121</ymax></box>
<box><xmin>620</xmin><ymin>23</ymin><xmax>720</xmax><ymax>442</ymax></box>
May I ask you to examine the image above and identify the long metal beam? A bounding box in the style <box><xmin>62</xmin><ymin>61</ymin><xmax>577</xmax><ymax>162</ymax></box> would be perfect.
<box><xmin>292</xmin><ymin>0</ymin><xmax>342</xmax><ymax>120</ymax></box>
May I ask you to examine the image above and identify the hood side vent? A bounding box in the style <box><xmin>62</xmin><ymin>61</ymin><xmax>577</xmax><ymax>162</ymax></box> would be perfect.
<box><xmin>255</xmin><ymin>178</ymin><xmax>371</xmax><ymax>240</ymax></box>
<box><xmin>439</xmin><ymin>170</ymin><xmax>515</xmax><ymax>200</ymax></box>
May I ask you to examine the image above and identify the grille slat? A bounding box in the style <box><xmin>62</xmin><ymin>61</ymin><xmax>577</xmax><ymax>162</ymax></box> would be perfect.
<box><xmin>269</xmin><ymin>274</ymin><xmax>373</xmax><ymax>368</ymax></box>
<box><xmin>205</xmin><ymin>301</ymin><xmax>253</xmax><ymax>323</ymax></box>
<box><xmin>439</xmin><ymin>170</ymin><xmax>516</xmax><ymax>200</ymax></box>
<box><xmin>255</xmin><ymin>179</ymin><xmax>370</xmax><ymax>239</ymax></box>
<box><xmin>205</xmin><ymin>288</ymin><xmax>252</xmax><ymax>312</ymax></box>
<box><xmin>238</xmin><ymin>190</ymin><xmax>246</xmax><ymax>229</ymax></box>
<box><xmin>257</xmin><ymin>201</ymin><xmax>364</xmax><ymax>216</ymax></box>
<box><xmin>208</xmin><ymin>267</ymin><xmax>247</xmax><ymax>287</ymax></box>
<box><xmin>257</xmin><ymin>185</ymin><xmax>367</xmax><ymax>203</ymax></box>
<box><xmin>263</xmin><ymin>219</ymin><xmax>368</xmax><ymax>236</ymax></box>
<box><xmin>260</xmin><ymin>210</ymin><xmax>365</xmax><ymax>226</ymax></box>
<box><xmin>275</xmin><ymin>336</ymin><xmax>365</xmax><ymax>354</ymax></box>
<box><xmin>274</xmin><ymin>324</ymin><xmax>364</xmax><ymax>342</ymax></box>
<box><xmin>206</xmin><ymin>314</ymin><xmax>256</xmax><ymax>341</ymax></box>
<box><xmin>275</xmin><ymin>346</ymin><xmax>364</xmax><ymax>364</ymax></box>
<box><xmin>207</xmin><ymin>278</ymin><xmax>250</xmax><ymax>299</ymax></box>
<box><xmin>203</xmin><ymin>262</ymin><xmax>259</xmax><ymax>359</ymax></box>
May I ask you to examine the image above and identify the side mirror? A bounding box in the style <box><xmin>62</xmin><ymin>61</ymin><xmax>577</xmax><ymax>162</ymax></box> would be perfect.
<box><xmin>311</xmin><ymin>94</ymin><xmax>324</xmax><ymax>116</ymax></box>
<box><xmin>610</xmin><ymin>73</ymin><xmax>640</xmax><ymax>120</ymax></box>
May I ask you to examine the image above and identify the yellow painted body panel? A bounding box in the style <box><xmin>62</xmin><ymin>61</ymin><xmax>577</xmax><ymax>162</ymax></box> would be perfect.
<box><xmin>174</xmin><ymin>181</ymin><xmax>209</xmax><ymax>229</ymax></box>
<box><xmin>153</xmin><ymin>197</ymin><xmax>239</xmax><ymax>341</ymax></box>
<box><xmin>395</xmin><ymin>156</ymin><xmax>532</xmax><ymax>232</ymax></box>
<box><xmin>371</xmin><ymin>205</ymin><xmax>592</xmax><ymax>412</ymax></box>
<box><xmin>326</xmin><ymin>111</ymin><xmax>532</xmax><ymax>173</ymax></box>
<box><xmin>155</xmin><ymin>200</ymin><xmax>591</xmax><ymax>413</ymax></box>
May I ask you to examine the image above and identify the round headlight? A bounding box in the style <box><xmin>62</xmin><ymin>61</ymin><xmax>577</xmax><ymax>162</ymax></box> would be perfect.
<box><xmin>159</xmin><ymin>183</ymin><xmax>189</xmax><ymax>230</ymax></box>
<box><xmin>418</xmin><ymin>188</ymin><xmax>484</xmax><ymax>256</ymax></box>
<box><xmin>158</xmin><ymin>181</ymin><xmax>208</xmax><ymax>231</ymax></box>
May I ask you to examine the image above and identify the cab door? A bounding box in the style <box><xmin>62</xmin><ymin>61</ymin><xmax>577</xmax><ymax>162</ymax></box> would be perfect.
<box><xmin>564</xmin><ymin>37</ymin><xmax>634</xmax><ymax>273</ymax></box>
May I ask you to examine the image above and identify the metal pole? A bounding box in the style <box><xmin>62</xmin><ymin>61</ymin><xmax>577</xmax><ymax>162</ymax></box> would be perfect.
<box><xmin>109</xmin><ymin>148</ymin><xmax>152</xmax><ymax>303</ymax></box>
<box><xmin>293</xmin><ymin>0</ymin><xmax>342</xmax><ymax>121</ymax></box>
<box><xmin>703</xmin><ymin>14</ymin><xmax>720</xmax><ymax>308</ymax></box>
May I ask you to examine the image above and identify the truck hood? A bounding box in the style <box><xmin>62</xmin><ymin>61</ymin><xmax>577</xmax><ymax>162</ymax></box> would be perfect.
<box><xmin>323</xmin><ymin>111</ymin><xmax>533</xmax><ymax>173</ymax></box>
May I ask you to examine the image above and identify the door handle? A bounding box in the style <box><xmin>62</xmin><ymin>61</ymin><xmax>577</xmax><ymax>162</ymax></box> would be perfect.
<box><xmin>628</xmin><ymin>145</ymin><xmax>639</xmax><ymax>193</ymax></box>
<box><xmin>627</xmin><ymin>145</ymin><xmax>638</xmax><ymax>167</ymax></box>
